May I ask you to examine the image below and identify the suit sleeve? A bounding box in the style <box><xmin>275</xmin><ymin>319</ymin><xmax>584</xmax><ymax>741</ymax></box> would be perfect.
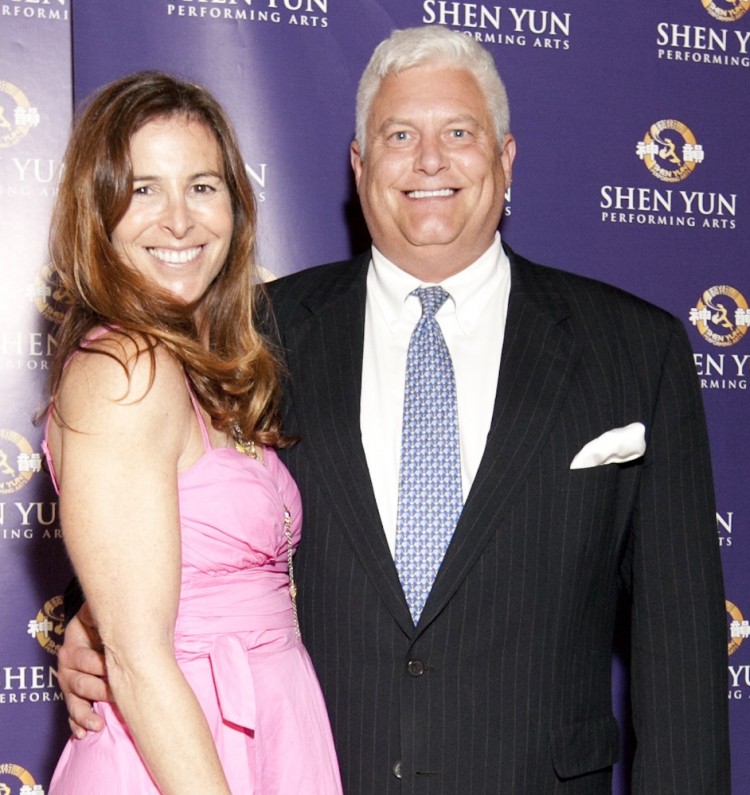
<box><xmin>624</xmin><ymin>317</ymin><xmax>730</xmax><ymax>793</ymax></box>
<box><xmin>63</xmin><ymin>576</ymin><xmax>85</xmax><ymax>626</ymax></box>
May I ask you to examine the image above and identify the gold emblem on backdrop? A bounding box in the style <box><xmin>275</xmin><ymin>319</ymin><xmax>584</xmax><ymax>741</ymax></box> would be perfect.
<box><xmin>728</xmin><ymin>600</ymin><xmax>748</xmax><ymax>656</ymax></box>
<box><xmin>0</xmin><ymin>81</ymin><xmax>40</xmax><ymax>149</ymax></box>
<box><xmin>28</xmin><ymin>595</ymin><xmax>65</xmax><ymax>656</ymax></box>
<box><xmin>690</xmin><ymin>286</ymin><xmax>750</xmax><ymax>347</ymax></box>
<box><xmin>702</xmin><ymin>0</ymin><xmax>750</xmax><ymax>22</ymax></box>
<box><xmin>636</xmin><ymin>120</ymin><xmax>703</xmax><ymax>183</ymax></box>
<box><xmin>0</xmin><ymin>430</ymin><xmax>40</xmax><ymax>495</ymax></box>
<box><xmin>31</xmin><ymin>264</ymin><xmax>66</xmax><ymax>325</ymax></box>
<box><xmin>0</xmin><ymin>762</ymin><xmax>39</xmax><ymax>791</ymax></box>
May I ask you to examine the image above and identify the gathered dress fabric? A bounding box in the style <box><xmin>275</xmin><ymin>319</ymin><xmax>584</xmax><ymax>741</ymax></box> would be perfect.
<box><xmin>47</xmin><ymin>385</ymin><xmax>343</xmax><ymax>794</ymax></box>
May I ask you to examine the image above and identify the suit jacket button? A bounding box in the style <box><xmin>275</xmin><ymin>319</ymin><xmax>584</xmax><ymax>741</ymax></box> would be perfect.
<box><xmin>407</xmin><ymin>659</ymin><xmax>425</xmax><ymax>677</ymax></box>
<box><xmin>393</xmin><ymin>760</ymin><xmax>403</xmax><ymax>779</ymax></box>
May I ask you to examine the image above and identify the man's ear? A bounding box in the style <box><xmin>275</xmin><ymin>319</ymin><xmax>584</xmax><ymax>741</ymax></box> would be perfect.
<box><xmin>499</xmin><ymin>133</ymin><xmax>516</xmax><ymax>186</ymax></box>
<box><xmin>350</xmin><ymin>139</ymin><xmax>363</xmax><ymax>187</ymax></box>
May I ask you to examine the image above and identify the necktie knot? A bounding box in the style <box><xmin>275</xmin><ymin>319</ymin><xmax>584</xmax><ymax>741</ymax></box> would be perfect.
<box><xmin>413</xmin><ymin>286</ymin><xmax>449</xmax><ymax>320</ymax></box>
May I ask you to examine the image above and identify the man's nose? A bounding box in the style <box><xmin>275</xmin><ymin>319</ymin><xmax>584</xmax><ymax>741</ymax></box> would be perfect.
<box><xmin>414</xmin><ymin>135</ymin><xmax>449</xmax><ymax>175</ymax></box>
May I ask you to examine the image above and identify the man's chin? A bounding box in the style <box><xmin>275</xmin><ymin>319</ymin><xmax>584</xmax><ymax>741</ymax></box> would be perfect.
<box><xmin>399</xmin><ymin>223</ymin><xmax>465</xmax><ymax>250</ymax></box>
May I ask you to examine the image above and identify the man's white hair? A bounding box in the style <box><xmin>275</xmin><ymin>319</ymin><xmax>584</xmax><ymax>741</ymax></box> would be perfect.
<box><xmin>355</xmin><ymin>25</ymin><xmax>510</xmax><ymax>158</ymax></box>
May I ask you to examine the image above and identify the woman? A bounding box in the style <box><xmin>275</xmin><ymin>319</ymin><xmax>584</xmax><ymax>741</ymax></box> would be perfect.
<box><xmin>45</xmin><ymin>72</ymin><xmax>342</xmax><ymax>794</ymax></box>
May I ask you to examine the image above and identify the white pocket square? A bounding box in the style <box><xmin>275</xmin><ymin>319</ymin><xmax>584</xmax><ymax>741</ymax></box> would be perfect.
<box><xmin>569</xmin><ymin>422</ymin><xmax>646</xmax><ymax>470</ymax></box>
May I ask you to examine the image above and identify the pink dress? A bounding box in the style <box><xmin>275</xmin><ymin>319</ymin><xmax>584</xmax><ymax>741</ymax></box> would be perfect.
<box><xmin>47</xmin><ymin>387</ymin><xmax>342</xmax><ymax>794</ymax></box>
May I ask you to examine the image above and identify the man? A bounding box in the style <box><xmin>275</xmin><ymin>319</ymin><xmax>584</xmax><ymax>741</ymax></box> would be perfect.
<box><xmin>59</xmin><ymin>26</ymin><xmax>729</xmax><ymax>793</ymax></box>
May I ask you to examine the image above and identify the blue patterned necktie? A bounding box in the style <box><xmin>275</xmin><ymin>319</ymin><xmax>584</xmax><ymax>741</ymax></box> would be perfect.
<box><xmin>395</xmin><ymin>286</ymin><xmax>463</xmax><ymax>625</ymax></box>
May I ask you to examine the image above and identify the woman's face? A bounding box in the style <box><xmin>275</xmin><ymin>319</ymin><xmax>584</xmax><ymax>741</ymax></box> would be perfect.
<box><xmin>111</xmin><ymin>115</ymin><xmax>234</xmax><ymax>304</ymax></box>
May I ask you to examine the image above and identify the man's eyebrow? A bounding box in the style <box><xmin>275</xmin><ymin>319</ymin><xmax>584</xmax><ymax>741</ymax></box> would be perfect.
<box><xmin>378</xmin><ymin>113</ymin><xmax>481</xmax><ymax>128</ymax></box>
<box><xmin>378</xmin><ymin>116</ymin><xmax>412</xmax><ymax>129</ymax></box>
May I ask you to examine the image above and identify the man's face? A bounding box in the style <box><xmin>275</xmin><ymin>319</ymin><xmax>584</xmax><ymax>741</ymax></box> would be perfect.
<box><xmin>351</xmin><ymin>62</ymin><xmax>515</xmax><ymax>281</ymax></box>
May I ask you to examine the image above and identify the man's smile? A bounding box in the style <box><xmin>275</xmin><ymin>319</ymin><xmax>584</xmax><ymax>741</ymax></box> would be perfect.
<box><xmin>405</xmin><ymin>188</ymin><xmax>456</xmax><ymax>199</ymax></box>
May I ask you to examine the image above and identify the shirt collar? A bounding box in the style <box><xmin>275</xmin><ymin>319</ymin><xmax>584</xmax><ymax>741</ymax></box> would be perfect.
<box><xmin>367</xmin><ymin>233</ymin><xmax>509</xmax><ymax>335</ymax></box>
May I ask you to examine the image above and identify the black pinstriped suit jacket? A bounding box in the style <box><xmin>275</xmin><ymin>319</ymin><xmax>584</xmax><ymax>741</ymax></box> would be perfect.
<box><xmin>266</xmin><ymin>245</ymin><xmax>729</xmax><ymax>794</ymax></box>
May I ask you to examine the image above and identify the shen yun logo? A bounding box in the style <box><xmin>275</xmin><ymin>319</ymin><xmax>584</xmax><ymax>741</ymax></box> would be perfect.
<box><xmin>600</xmin><ymin>119</ymin><xmax>736</xmax><ymax>230</ymax></box>
<box><xmin>690</xmin><ymin>285</ymin><xmax>749</xmax><ymax>347</ymax></box>
<box><xmin>28</xmin><ymin>596</ymin><xmax>65</xmax><ymax>656</ymax></box>
<box><xmin>636</xmin><ymin>120</ymin><xmax>703</xmax><ymax>183</ymax></box>
<box><xmin>1</xmin><ymin>0</ymin><xmax>68</xmax><ymax>19</ymax></box>
<box><xmin>0</xmin><ymin>81</ymin><xmax>40</xmax><ymax>149</ymax></box>
<box><xmin>656</xmin><ymin>1</ymin><xmax>750</xmax><ymax>68</ymax></box>
<box><xmin>702</xmin><ymin>0</ymin><xmax>750</xmax><ymax>22</ymax></box>
<box><xmin>30</xmin><ymin>264</ymin><xmax>66</xmax><ymax>325</ymax></box>
<box><xmin>421</xmin><ymin>3</ymin><xmax>572</xmax><ymax>50</ymax></box>
<box><xmin>166</xmin><ymin>0</ymin><xmax>328</xmax><ymax>26</ymax></box>
<box><xmin>728</xmin><ymin>599</ymin><xmax>750</xmax><ymax>701</ymax></box>
<box><xmin>0</xmin><ymin>764</ymin><xmax>43</xmax><ymax>794</ymax></box>
<box><xmin>691</xmin><ymin>286</ymin><xmax>750</xmax><ymax>390</ymax></box>
<box><xmin>728</xmin><ymin>600</ymin><xmax>749</xmax><ymax>656</ymax></box>
<box><xmin>0</xmin><ymin>430</ymin><xmax>41</xmax><ymax>495</ymax></box>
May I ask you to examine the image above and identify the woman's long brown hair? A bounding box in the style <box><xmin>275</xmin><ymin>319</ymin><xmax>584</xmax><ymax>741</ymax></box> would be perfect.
<box><xmin>48</xmin><ymin>71</ymin><xmax>285</xmax><ymax>446</ymax></box>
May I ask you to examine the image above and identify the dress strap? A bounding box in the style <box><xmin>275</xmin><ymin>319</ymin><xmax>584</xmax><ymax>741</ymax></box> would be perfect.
<box><xmin>183</xmin><ymin>375</ymin><xmax>212</xmax><ymax>453</ymax></box>
<box><xmin>42</xmin><ymin>410</ymin><xmax>60</xmax><ymax>494</ymax></box>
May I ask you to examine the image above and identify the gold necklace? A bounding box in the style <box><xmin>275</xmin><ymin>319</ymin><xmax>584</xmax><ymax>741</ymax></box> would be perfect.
<box><xmin>232</xmin><ymin>424</ymin><xmax>300</xmax><ymax>638</ymax></box>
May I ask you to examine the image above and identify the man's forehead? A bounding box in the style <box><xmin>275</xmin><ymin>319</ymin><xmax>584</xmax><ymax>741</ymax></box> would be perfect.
<box><xmin>373</xmin><ymin>65</ymin><xmax>483</xmax><ymax>101</ymax></box>
<box><xmin>368</xmin><ymin>68</ymin><xmax>490</xmax><ymax>126</ymax></box>
<box><xmin>379</xmin><ymin>61</ymin><xmax>476</xmax><ymax>86</ymax></box>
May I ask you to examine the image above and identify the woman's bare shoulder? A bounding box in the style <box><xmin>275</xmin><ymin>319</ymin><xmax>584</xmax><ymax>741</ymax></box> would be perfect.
<box><xmin>57</xmin><ymin>330</ymin><xmax>188</xmax><ymax>431</ymax></box>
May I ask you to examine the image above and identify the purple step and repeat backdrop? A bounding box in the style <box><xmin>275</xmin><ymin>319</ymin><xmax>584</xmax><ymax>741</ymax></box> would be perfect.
<box><xmin>1</xmin><ymin>0</ymin><xmax>747</xmax><ymax>791</ymax></box>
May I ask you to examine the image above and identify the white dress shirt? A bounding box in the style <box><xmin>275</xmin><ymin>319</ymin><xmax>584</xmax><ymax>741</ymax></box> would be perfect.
<box><xmin>360</xmin><ymin>233</ymin><xmax>511</xmax><ymax>555</ymax></box>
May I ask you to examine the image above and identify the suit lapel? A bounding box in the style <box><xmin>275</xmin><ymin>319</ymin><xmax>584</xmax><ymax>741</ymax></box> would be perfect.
<box><xmin>284</xmin><ymin>248</ymin><xmax>579</xmax><ymax>636</ymax></box>
<box><xmin>418</xmin><ymin>248</ymin><xmax>579</xmax><ymax>629</ymax></box>
<box><xmin>283</xmin><ymin>256</ymin><xmax>415</xmax><ymax>634</ymax></box>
